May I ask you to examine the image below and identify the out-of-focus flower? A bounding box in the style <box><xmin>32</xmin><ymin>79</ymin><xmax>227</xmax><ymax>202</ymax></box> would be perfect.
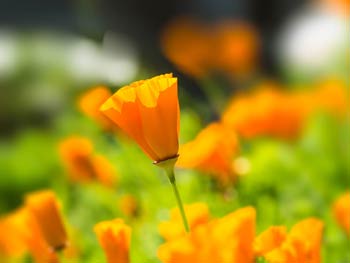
<box><xmin>101</xmin><ymin>74</ymin><xmax>180</xmax><ymax>163</ymax></box>
<box><xmin>119</xmin><ymin>194</ymin><xmax>140</xmax><ymax>218</ymax></box>
<box><xmin>25</xmin><ymin>190</ymin><xmax>68</xmax><ymax>251</ymax></box>
<box><xmin>254</xmin><ymin>226</ymin><xmax>288</xmax><ymax>257</ymax></box>
<box><xmin>222</xmin><ymin>82</ymin><xmax>309</xmax><ymax>139</ymax></box>
<box><xmin>59</xmin><ymin>136</ymin><xmax>116</xmax><ymax>187</ymax></box>
<box><xmin>260</xmin><ymin>218</ymin><xmax>324</xmax><ymax>263</ymax></box>
<box><xmin>158</xmin><ymin>206</ymin><xmax>255</xmax><ymax>263</ymax></box>
<box><xmin>312</xmin><ymin>79</ymin><xmax>347</xmax><ymax>117</ymax></box>
<box><xmin>78</xmin><ymin>86</ymin><xmax>116</xmax><ymax>131</ymax></box>
<box><xmin>222</xmin><ymin>79</ymin><xmax>346</xmax><ymax>140</ymax></box>
<box><xmin>94</xmin><ymin>219</ymin><xmax>131</xmax><ymax>263</ymax></box>
<box><xmin>0</xmin><ymin>208</ymin><xmax>28</xmax><ymax>258</ymax></box>
<box><xmin>159</xmin><ymin>202</ymin><xmax>210</xmax><ymax>241</ymax></box>
<box><xmin>161</xmin><ymin>17</ymin><xmax>259</xmax><ymax>79</ymax></box>
<box><xmin>161</xmin><ymin>17</ymin><xmax>212</xmax><ymax>78</ymax></box>
<box><xmin>213</xmin><ymin>21</ymin><xmax>259</xmax><ymax>77</ymax></box>
<box><xmin>22</xmin><ymin>208</ymin><xmax>60</xmax><ymax>263</ymax></box>
<box><xmin>177</xmin><ymin>122</ymin><xmax>239</xmax><ymax>185</ymax></box>
<box><xmin>333</xmin><ymin>191</ymin><xmax>350</xmax><ymax>235</ymax></box>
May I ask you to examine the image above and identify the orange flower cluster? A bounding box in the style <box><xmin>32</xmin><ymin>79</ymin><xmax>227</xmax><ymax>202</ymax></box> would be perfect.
<box><xmin>332</xmin><ymin>191</ymin><xmax>350</xmax><ymax>236</ymax></box>
<box><xmin>0</xmin><ymin>190</ymin><xmax>68</xmax><ymax>263</ymax></box>
<box><xmin>158</xmin><ymin>204</ymin><xmax>256</xmax><ymax>263</ymax></box>
<box><xmin>255</xmin><ymin>219</ymin><xmax>324</xmax><ymax>263</ymax></box>
<box><xmin>161</xmin><ymin>17</ymin><xmax>259</xmax><ymax>78</ymax></box>
<box><xmin>222</xmin><ymin>80</ymin><xmax>347</xmax><ymax>139</ymax></box>
<box><xmin>94</xmin><ymin>219</ymin><xmax>131</xmax><ymax>263</ymax></box>
<box><xmin>59</xmin><ymin>136</ymin><xmax>116</xmax><ymax>187</ymax></box>
<box><xmin>158</xmin><ymin>203</ymin><xmax>210</xmax><ymax>240</ymax></box>
<box><xmin>158</xmin><ymin>203</ymin><xmax>324</xmax><ymax>263</ymax></box>
<box><xmin>177</xmin><ymin>122</ymin><xmax>239</xmax><ymax>185</ymax></box>
<box><xmin>100</xmin><ymin>73</ymin><xmax>180</xmax><ymax>163</ymax></box>
<box><xmin>78</xmin><ymin>86</ymin><xmax>116</xmax><ymax>131</ymax></box>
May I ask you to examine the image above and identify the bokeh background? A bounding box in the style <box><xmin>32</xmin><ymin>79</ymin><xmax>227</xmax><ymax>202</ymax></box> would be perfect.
<box><xmin>0</xmin><ymin>0</ymin><xmax>349</xmax><ymax>262</ymax></box>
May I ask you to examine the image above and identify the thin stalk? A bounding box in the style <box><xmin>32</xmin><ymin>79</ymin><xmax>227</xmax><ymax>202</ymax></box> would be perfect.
<box><xmin>166</xmin><ymin>168</ymin><xmax>190</xmax><ymax>233</ymax></box>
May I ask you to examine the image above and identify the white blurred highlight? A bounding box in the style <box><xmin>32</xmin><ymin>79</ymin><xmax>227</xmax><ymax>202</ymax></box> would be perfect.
<box><xmin>278</xmin><ymin>5</ymin><xmax>348</xmax><ymax>72</ymax></box>
<box><xmin>0</xmin><ymin>30</ymin><xmax>139</xmax><ymax>85</ymax></box>
<box><xmin>233</xmin><ymin>157</ymin><xmax>251</xmax><ymax>176</ymax></box>
<box><xmin>0</xmin><ymin>31</ymin><xmax>18</xmax><ymax>77</ymax></box>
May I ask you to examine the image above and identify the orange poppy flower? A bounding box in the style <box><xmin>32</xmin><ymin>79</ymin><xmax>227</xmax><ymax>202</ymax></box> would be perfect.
<box><xmin>158</xmin><ymin>206</ymin><xmax>255</xmax><ymax>263</ymax></box>
<box><xmin>312</xmin><ymin>79</ymin><xmax>347</xmax><ymax>117</ymax></box>
<box><xmin>25</xmin><ymin>190</ymin><xmax>68</xmax><ymax>251</ymax></box>
<box><xmin>119</xmin><ymin>194</ymin><xmax>140</xmax><ymax>218</ymax></box>
<box><xmin>332</xmin><ymin>191</ymin><xmax>350</xmax><ymax>235</ymax></box>
<box><xmin>222</xmin><ymin>83</ymin><xmax>310</xmax><ymax>139</ymax></box>
<box><xmin>100</xmin><ymin>73</ymin><xmax>180</xmax><ymax>163</ymax></box>
<box><xmin>159</xmin><ymin>202</ymin><xmax>210</xmax><ymax>241</ymax></box>
<box><xmin>254</xmin><ymin>226</ymin><xmax>287</xmax><ymax>256</ymax></box>
<box><xmin>94</xmin><ymin>219</ymin><xmax>131</xmax><ymax>263</ymax></box>
<box><xmin>261</xmin><ymin>218</ymin><xmax>324</xmax><ymax>263</ymax></box>
<box><xmin>177</xmin><ymin>122</ymin><xmax>239</xmax><ymax>185</ymax></box>
<box><xmin>78</xmin><ymin>86</ymin><xmax>116</xmax><ymax>130</ymax></box>
<box><xmin>59</xmin><ymin>136</ymin><xmax>116</xmax><ymax>187</ymax></box>
<box><xmin>21</xmin><ymin>208</ymin><xmax>60</xmax><ymax>263</ymax></box>
<box><xmin>161</xmin><ymin>17</ymin><xmax>212</xmax><ymax>77</ymax></box>
<box><xmin>0</xmin><ymin>208</ymin><xmax>28</xmax><ymax>258</ymax></box>
<box><xmin>213</xmin><ymin>21</ymin><xmax>259</xmax><ymax>77</ymax></box>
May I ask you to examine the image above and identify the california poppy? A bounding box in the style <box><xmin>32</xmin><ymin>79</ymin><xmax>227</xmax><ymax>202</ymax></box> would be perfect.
<box><xmin>259</xmin><ymin>218</ymin><xmax>324</xmax><ymax>263</ymax></box>
<box><xmin>59</xmin><ymin>136</ymin><xmax>116</xmax><ymax>187</ymax></box>
<box><xmin>25</xmin><ymin>190</ymin><xmax>68</xmax><ymax>251</ymax></box>
<box><xmin>333</xmin><ymin>191</ymin><xmax>350</xmax><ymax>236</ymax></box>
<box><xmin>161</xmin><ymin>17</ymin><xmax>212</xmax><ymax>78</ymax></box>
<box><xmin>94</xmin><ymin>219</ymin><xmax>131</xmax><ymax>263</ymax></box>
<box><xmin>213</xmin><ymin>21</ymin><xmax>259</xmax><ymax>77</ymax></box>
<box><xmin>158</xmin><ymin>206</ymin><xmax>255</xmax><ymax>263</ymax></box>
<box><xmin>78</xmin><ymin>86</ymin><xmax>115</xmax><ymax>131</ymax></box>
<box><xmin>0</xmin><ymin>208</ymin><xmax>28</xmax><ymax>258</ymax></box>
<box><xmin>100</xmin><ymin>73</ymin><xmax>179</xmax><ymax>163</ymax></box>
<box><xmin>101</xmin><ymin>73</ymin><xmax>188</xmax><ymax>231</ymax></box>
<box><xmin>254</xmin><ymin>226</ymin><xmax>287</xmax><ymax>256</ymax></box>
<box><xmin>159</xmin><ymin>202</ymin><xmax>210</xmax><ymax>241</ymax></box>
<box><xmin>177</xmin><ymin>122</ymin><xmax>239</xmax><ymax>185</ymax></box>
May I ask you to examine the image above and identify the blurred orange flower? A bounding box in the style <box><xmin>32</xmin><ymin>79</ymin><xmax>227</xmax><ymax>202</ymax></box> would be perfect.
<box><xmin>177</xmin><ymin>122</ymin><xmax>239</xmax><ymax>185</ymax></box>
<box><xmin>78</xmin><ymin>86</ymin><xmax>116</xmax><ymax>131</ymax></box>
<box><xmin>312</xmin><ymin>79</ymin><xmax>347</xmax><ymax>117</ymax></box>
<box><xmin>213</xmin><ymin>21</ymin><xmax>259</xmax><ymax>77</ymax></box>
<box><xmin>161</xmin><ymin>17</ymin><xmax>259</xmax><ymax>78</ymax></box>
<box><xmin>94</xmin><ymin>219</ymin><xmax>131</xmax><ymax>263</ymax></box>
<box><xmin>0</xmin><ymin>208</ymin><xmax>28</xmax><ymax>258</ymax></box>
<box><xmin>101</xmin><ymin>73</ymin><xmax>180</xmax><ymax>163</ymax></box>
<box><xmin>158</xmin><ymin>206</ymin><xmax>255</xmax><ymax>263</ymax></box>
<box><xmin>222</xmin><ymin>83</ymin><xmax>310</xmax><ymax>139</ymax></box>
<box><xmin>21</xmin><ymin>208</ymin><xmax>60</xmax><ymax>263</ymax></box>
<box><xmin>332</xmin><ymin>191</ymin><xmax>350</xmax><ymax>235</ymax></box>
<box><xmin>25</xmin><ymin>190</ymin><xmax>68</xmax><ymax>251</ymax></box>
<box><xmin>159</xmin><ymin>202</ymin><xmax>210</xmax><ymax>241</ymax></box>
<box><xmin>161</xmin><ymin>17</ymin><xmax>212</xmax><ymax>77</ymax></box>
<box><xmin>119</xmin><ymin>194</ymin><xmax>140</xmax><ymax>218</ymax></box>
<box><xmin>59</xmin><ymin>136</ymin><xmax>116</xmax><ymax>187</ymax></box>
<box><xmin>222</xmin><ymin>80</ymin><xmax>346</xmax><ymax>139</ymax></box>
<box><xmin>254</xmin><ymin>226</ymin><xmax>288</xmax><ymax>257</ymax></box>
<box><xmin>260</xmin><ymin>218</ymin><xmax>324</xmax><ymax>263</ymax></box>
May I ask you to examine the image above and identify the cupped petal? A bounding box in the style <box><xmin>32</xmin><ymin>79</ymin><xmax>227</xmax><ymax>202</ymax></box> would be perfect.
<box><xmin>137</xmin><ymin>76</ymin><xmax>179</xmax><ymax>161</ymax></box>
<box><xmin>101</xmin><ymin>90</ymin><xmax>160</xmax><ymax>161</ymax></box>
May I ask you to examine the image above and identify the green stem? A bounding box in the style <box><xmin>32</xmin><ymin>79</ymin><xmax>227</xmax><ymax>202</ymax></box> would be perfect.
<box><xmin>166</xmin><ymin>169</ymin><xmax>190</xmax><ymax>233</ymax></box>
